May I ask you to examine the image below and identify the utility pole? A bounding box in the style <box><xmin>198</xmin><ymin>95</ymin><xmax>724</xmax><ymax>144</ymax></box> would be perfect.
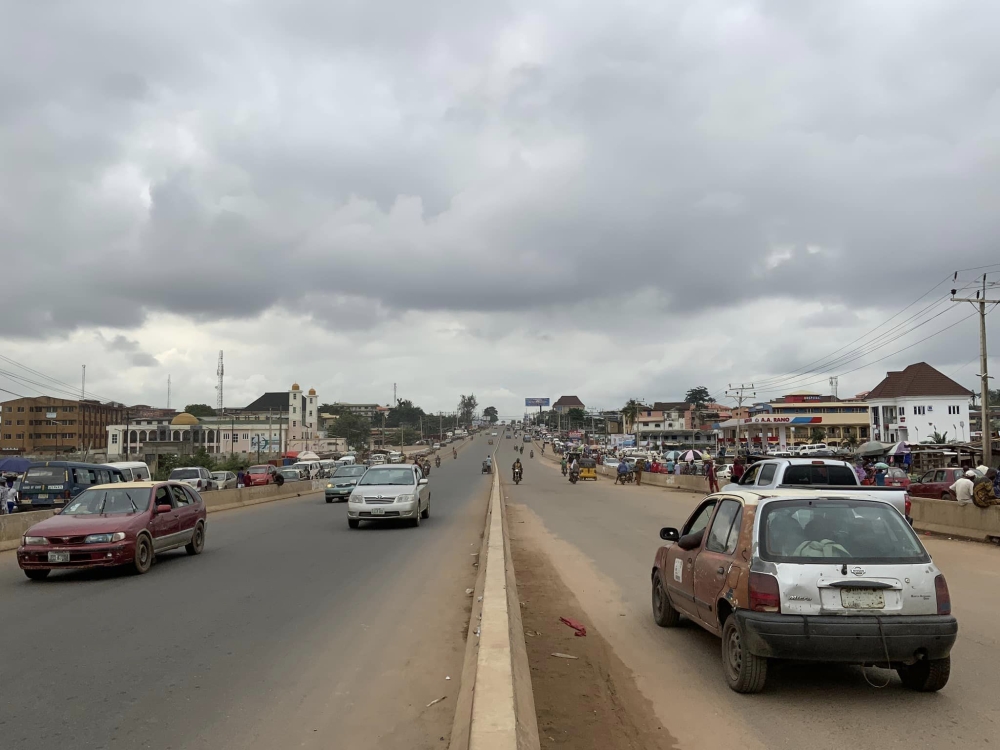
<box><xmin>81</xmin><ymin>365</ymin><xmax>86</xmax><ymax>400</ymax></box>
<box><xmin>216</xmin><ymin>351</ymin><xmax>224</xmax><ymax>412</ymax></box>
<box><xmin>725</xmin><ymin>383</ymin><xmax>756</xmax><ymax>454</ymax></box>
<box><xmin>167</xmin><ymin>374</ymin><xmax>171</xmax><ymax>409</ymax></box>
<box><xmin>951</xmin><ymin>273</ymin><xmax>999</xmax><ymax>467</ymax></box>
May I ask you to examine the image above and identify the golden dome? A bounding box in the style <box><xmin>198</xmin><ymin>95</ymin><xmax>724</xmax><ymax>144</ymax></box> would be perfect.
<box><xmin>308</xmin><ymin>388</ymin><xmax>316</xmax><ymax>396</ymax></box>
<box><xmin>170</xmin><ymin>412</ymin><xmax>200</xmax><ymax>426</ymax></box>
<box><xmin>291</xmin><ymin>383</ymin><xmax>301</xmax><ymax>391</ymax></box>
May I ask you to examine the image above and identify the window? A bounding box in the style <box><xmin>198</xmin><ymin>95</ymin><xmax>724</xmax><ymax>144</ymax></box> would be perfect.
<box><xmin>738</xmin><ymin>463</ymin><xmax>761</xmax><ymax>486</ymax></box>
<box><xmin>3</xmin><ymin>420</ymin><xmax>9</xmax><ymax>426</ymax></box>
<box><xmin>913</xmin><ymin>406</ymin><xmax>926</xmax><ymax>416</ymax></box>
<box><xmin>293</xmin><ymin>421</ymin><xmax>297</xmax><ymax>427</ymax></box>
<box><xmin>74</xmin><ymin>468</ymin><xmax>98</xmax><ymax>486</ymax></box>
<box><xmin>169</xmin><ymin>485</ymin><xmax>190</xmax><ymax>506</ymax></box>
<box><xmin>15</xmin><ymin>433</ymin><xmax>23</xmax><ymax>439</ymax></box>
<box><xmin>309</xmin><ymin>410</ymin><xmax>313</xmax><ymax>417</ymax></box>
<box><xmin>154</xmin><ymin>486</ymin><xmax>172</xmax><ymax>508</ymax></box>
<box><xmin>2</xmin><ymin>433</ymin><xmax>10</xmax><ymax>440</ymax></box>
<box><xmin>948</xmin><ymin>405</ymin><xmax>960</xmax><ymax>415</ymax></box>
<box><xmin>242</xmin><ymin>433</ymin><xmax>249</xmax><ymax>440</ymax></box>
<box><xmin>898</xmin><ymin>407</ymin><xmax>904</xmax><ymax>415</ymax></box>
<box><xmin>292</xmin><ymin>406</ymin><xmax>297</xmax><ymax>414</ymax></box>
<box><xmin>683</xmin><ymin>499</ymin><xmax>718</xmax><ymax>537</ymax></box>
<box><xmin>111</xmin><ymin>433</ymin><xmax>119</xmax><ymax>444</ymax></box>
<box><xmin>757</xmin><ymin>463</ymin><xmax>777</xmax><ymax>485</ymax></box>
<box><xmin>706</xmin><ymin>500</ymin><xmax>743</xmax><ymax>553</ymax></box>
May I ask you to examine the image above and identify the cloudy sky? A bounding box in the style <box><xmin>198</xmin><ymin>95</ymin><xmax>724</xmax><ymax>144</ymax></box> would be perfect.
<box><xmin>1</xmin><ymin>0</ymin><xmax>998</xmax><ymax>418</ymax></box>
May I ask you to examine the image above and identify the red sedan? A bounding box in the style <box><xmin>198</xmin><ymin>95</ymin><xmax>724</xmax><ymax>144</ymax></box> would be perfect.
<box><xmin>244</xmin><ymin>464</ymin><xmax>278</xmax><ymax>486</ymax></box>
<box><xmin>17</xmin><ymin>481</ymin><xmax>207</xmax><ymax>580</ymax></box>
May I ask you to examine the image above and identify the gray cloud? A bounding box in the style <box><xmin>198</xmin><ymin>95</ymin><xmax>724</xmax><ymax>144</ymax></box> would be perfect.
<box><xmin>97</xmin><ymin>334</ymin><xmax>158</xmax><ymax>368</ymax></box>
<box><xmin>1</xmin><ymin>0</ymin><xmax>998</xmax><ymax>410</ymax></box>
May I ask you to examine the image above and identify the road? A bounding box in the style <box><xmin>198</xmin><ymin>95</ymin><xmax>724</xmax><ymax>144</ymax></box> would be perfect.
<box><xmin>0</xmin><ymin>442</ymin><xmax>488</xmax><ymax>750</ymax></box>
<box><xmin>502</xmin><ymin>439</ymin><xmax>1000</xmax><ymax>750</ymax></box>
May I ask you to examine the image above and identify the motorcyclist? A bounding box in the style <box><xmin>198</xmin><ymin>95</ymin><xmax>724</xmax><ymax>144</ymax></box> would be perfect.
<box><xmin>453</xmin><ymin>447</ymin><xmax>457</xmax><ymax>459</ymax></box>
<box><xmin>529</xmin><ymin>449</ymin><xmax>534</xmax><ymax>459</ymax></box>
<box><xmin>512</xmin><ymin>457</ymin><xmax>523</xmax><ymax>482</ymax></box>
<box><xmin>485</xmin><ymin>454</ymin><xmax>493</xmax><ymax>473</ymax></box>
<box><xmin>435</xmin><ymin>455</ymin><xmax>441</xmax><ymax>468</ymax></box>
<box><xmin>560</xmin><ymin>457</ymin><xmax>568</xmax><ymax>476</ymax></box>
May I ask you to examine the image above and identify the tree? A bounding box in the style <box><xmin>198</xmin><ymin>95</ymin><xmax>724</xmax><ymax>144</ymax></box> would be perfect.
<box><xmin>684</xmin><ymin>387</ymin><xmax>713</xmax><ymax>408</ymax></box>
<box><xmin>386</xmin><ymin>399</ymin><xmax>426</xmax><ymax>428</ymax></box>
<box><xmin>989</xmin><ymin>388</ymin><xmax>1000</xmax><ymax>406</ymax></box>
<box><xmin>810</xmin><ymin>427</ymin><xmax>827</xmax><ymax>443</ymax></box>
<box><xmin>327</xmin><ymin>412</ymin><xmax>372</xmax><ymax>452</ymax></box>
<box><xmin>843</xmin><ymin>433</ymin><xmax>859</xmax><ymax>451</ymax></box>
<box><xmin>483</xmin><ymin>406</ymin><xmax>499</xmax><ymax>424</ymax></box>
<box><xmin>184</xmin><ymin>404</ymin><xmax>216</xmax><ymax>417</ymax></box>
<box><xmin>923</xmin><ymin>430</ymin><xmax>950</xmax><ymax>444</ymax></box>
<box><xmin>621</xmin><ymin>399</ymin><xmax>642</xmax><ymax>432</ymax></box>
<box><xmin>458</xmin><ymin>394</ymin><xmax>478</xmax><ymax>425</ymax></box>
<box><xmin>568</xmin><ymin>408</ymin><xmax>586</xmax><ymax>429</ymax></box>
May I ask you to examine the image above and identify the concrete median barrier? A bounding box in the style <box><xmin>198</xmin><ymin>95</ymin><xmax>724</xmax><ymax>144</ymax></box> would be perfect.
<box><xmin>1</xmin><ymin>480</ymin><xmax>322</xmax><ymax>552</ymax></box>
<box><xmin>450</xmin><ymin>471</ymin><xmax>540</xmax><ymax>750</ymax></box>
<box><xmin>909</xmin><ymin>495</ymin><xmax>1000</xmax><ymax>541</ymax></box>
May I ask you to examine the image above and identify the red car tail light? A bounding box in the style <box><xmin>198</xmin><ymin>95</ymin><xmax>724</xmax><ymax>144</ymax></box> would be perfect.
<box><xmin>749</xmin><ymin>572</ymin><xmax>781</xmax><ymax>613</ymax></box>
<box><xmin>904</xmin><ymin>493</ymin><xmax>911</xmax><ymax>517</ymax></box>
<box><xmin>934</xmin><ymin>574</ymin><xmax>951</xmax><ymax>615</ymax></box>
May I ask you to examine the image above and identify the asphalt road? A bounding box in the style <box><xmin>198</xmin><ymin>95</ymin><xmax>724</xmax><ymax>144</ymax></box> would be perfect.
<box><xmin>0</xmin><ymin>442</ymin><xmax>490</xmax><ymax>750</ymax></box>
<box><xmin>503</xmin><ymin>439</ymin><xmax>1000</xmax><ymax>750</ymax></box>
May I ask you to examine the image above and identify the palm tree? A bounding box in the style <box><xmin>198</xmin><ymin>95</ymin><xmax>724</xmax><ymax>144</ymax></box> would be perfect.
<box><xmin>843</xmin><ymin>434</ymin><xmax>859</xmax><ymax>451</ymax></box>
<box><xmin>923</xmin><ymin>430</ymin><xmax>949</xmax><ymax>444</ymax></box>
<box><xmin>621</xmin><ymin>399</ymin><xmax>642</xmax><ymax>434</ymax></box>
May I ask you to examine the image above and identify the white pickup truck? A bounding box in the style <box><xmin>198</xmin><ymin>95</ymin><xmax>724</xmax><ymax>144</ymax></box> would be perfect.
<box><xmin>722</xmin><ymin>458</ymin><xmax>911</xmax><ymax>521</ymax></box>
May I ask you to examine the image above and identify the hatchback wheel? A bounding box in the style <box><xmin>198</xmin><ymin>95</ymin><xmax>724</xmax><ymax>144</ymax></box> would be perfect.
<box><xmin>348</xmin><ymin>518</ymin><xmax>360</xmax><ymax>529</ymax></box>
<box><xmin>722</xmin><ymin>616</ymin><xmax>767</xmax><ymax>693</ymax></box>
<box><xmin>133</xmin><ymin>535</ymin><xmax>153</xmax><ymax>574</ymax></box>
<box><xmin>24</xmin><ymin>569</ymin><xmax>50</xmax><ymax>581</ymax></box>
<box><xmin>651</xmin><ymin>572</ymin><xmax>680</xmax><ymax>627</ymax></box>
<box><xmin>897</xmin><ymin>656</ymin><xmax>951</xmax><ymax>692</ymax></box>
<box><xmin>185</xmin><ymin>522</ymin><xmax>205</xmax><ymax>555</ymax></box>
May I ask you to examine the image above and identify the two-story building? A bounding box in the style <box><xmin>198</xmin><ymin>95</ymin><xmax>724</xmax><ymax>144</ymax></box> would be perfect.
<box><xmin>866</xmin><ymin>362</ymin><xmax>973</xmax><ymax>444</ymax></box>
<box><xmin>1</xmin><ymin>396</ymin><xmax>124</xmax><ymax>456</ymax></box>
<box><xmin>553</xmin><ymin>395</ymin><xmax>585</xmax><ymax>415</ymax></box>
<box><xmin>634</xmin><ymin>402</ymin><xmax>716</xmax><ymax>449</ymax></box>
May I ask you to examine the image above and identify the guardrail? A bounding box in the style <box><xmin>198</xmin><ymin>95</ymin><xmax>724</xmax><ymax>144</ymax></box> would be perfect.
<box><xmin>0</xmin><ymin>480</ymin><xmax>320</xmax><ymax>552</ymax></box>
<box><xmin>450</xmin><ymin>463</ymin><xmax>539</xmax><ymax>750</ymax></box>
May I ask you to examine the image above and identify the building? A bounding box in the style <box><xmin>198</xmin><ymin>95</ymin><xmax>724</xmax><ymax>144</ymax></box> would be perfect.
<box><xmin>1</xmin><ymin>396</ymin><xmax>124</xmax><ymax>456</ymax></box>
<box><xmin>866</xmin><ymin>362</ymin><xmax>973</xmax><ymax>444</ymax></box>
<box><xmin>325</xmin><ymin>403</ymin><xmax>381</xmax><ymax>420</ymax></box>
<box><xmin>106</xmin><ymin>384</ymin><xmax>343</xmax><ymax>459</ymax></box>
<box><xmin>634</xmin><ymin>402</ymin><xmax>717</xmax><ymax>449</ymax></box>
<box><xmin>716</xmin><ymin>391</ymin><xmax>871</xmax><ymax>451</ymax></box>
<box><xmin>552</xmin><ymin>395</ymin><xmax>585</xmax><ymax>414</ymax></box>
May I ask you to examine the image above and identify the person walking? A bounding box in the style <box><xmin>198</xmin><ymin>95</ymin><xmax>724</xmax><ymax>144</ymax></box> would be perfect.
<box><xmin>874</xmin><ymin>467</ymin><xmax>886</xmax><ymax>486</ymax></box>
<box><xmin>706</xmin><ymin>459</ymin><xmax>719</xmax><ymax>493</ymax></box>
<box><xmin>634</xmin><ymin>457</ymin><xmax>644</xmax><ymax>486</ymax></box>
<box><xmin>236</xmin><ymin>469</ymin><xmax>245</xmax><ymax>489</ymax></box>
<box><xmin>731</xmin><ymin>458</ymin><xmax>744</xmax><ymax>483</ymax></box>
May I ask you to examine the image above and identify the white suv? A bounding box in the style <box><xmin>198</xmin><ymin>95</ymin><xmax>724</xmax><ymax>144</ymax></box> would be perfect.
<box><xmin>168</xmin><ymin>467</ymin><xmax>216</xmax><ymax>492</ymax></box>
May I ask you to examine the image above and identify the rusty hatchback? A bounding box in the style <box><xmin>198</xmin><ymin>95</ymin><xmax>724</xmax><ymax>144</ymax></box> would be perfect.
<box><xmin>651</xmin><ymin>489</ymin><xmax>957</xmax><ymax>693</ymax></box>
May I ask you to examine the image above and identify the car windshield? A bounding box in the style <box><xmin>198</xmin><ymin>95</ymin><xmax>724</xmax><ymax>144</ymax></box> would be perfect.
<box><xmin>24</xmin><ymin>467</ymin><xmax>69</xmax><ymax>484</ymax></box>
<box><xmin>247</xmin><ymin>466</ymin><xmax>268</xmax><ymax>474</ymax></box>
<box><xmin>759</xmin><ymin>498</ymin><xmax>930</xmax><ymax>564</ymax></box>
<box><xmin>781</xmin><ymin>465</ymin><xmax>857</xmax><ymax>485</ymax></box>
<box><xmin>280</xmin><ymin>470</ymin><xmax>298</xmax><ymax>477</ymax></box>
<box><xmin>63</xmin><ymin>488</ymin><xmax>151</xmax><ymax>515</ymax></box>
<box><xmin>170</xmin><ymin>469</ymin><xmax>201</xmax><ymax>480</ymax></box>
<box><xmin>358</xmin><ymin>468</ymin><xmax>415</xmax><ymax>486</ymax></box>
<box><xmin>887</xmin><ymin>468</ymin><xmax>907</xmax><ymax>479</ymax></box>
<box><xmin>212</xmin><ymin>473</ymin><xmax>227</xmax><ymax>480</ymax></box>
<box><xmin>334</xmin><ymin>466</ymin><xmax>366</xmax><ymax>478</ymax></box>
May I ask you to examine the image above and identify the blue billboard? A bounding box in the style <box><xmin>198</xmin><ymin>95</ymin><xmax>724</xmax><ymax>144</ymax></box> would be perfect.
<box><xmin>525</xmin><ymin>398</ymin><xmax>550</xmax><ymax>407</ymax></box>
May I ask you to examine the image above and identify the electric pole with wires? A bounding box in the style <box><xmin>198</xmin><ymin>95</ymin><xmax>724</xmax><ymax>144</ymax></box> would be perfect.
<box><xmin>725</xmin><ymin>383</ymin><xmax>756</xmax><ymax>454</ymax></box>
<box><xmin>951</xmin><ymin>273</ymin><xmax>1000</xmax><ymax>467</ymax></box>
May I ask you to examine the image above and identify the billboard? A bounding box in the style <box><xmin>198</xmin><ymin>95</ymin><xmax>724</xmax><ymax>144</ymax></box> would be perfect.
<box><xmin>525</xmin><ymin>398</ymin><xmax>550</xmax><ymax>407</ymax></box>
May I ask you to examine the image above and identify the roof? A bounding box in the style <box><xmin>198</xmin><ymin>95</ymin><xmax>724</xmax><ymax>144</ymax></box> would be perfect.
<box><xmin>171</xmin><ymin>412</ymin><xmax>200</xmax><ymax>425</ymax></box>
<box><xmin>553</xmin><ymin>395</ymin><xmax>585</xmax><ymax>407</ymax></box>
<box><xmin>244</xmin><ymin>392</ymin><xmax>301</xmax><ymax>411</ymax></box>
<box><xmin>866</xmin><ymin>362</ymin><xmax>973</xmax><ymax>400</ymax></box>
<box><xmin>652</xmin><ymin>401</ymin><xmax>689</xmax><ymax>411</ymax></box>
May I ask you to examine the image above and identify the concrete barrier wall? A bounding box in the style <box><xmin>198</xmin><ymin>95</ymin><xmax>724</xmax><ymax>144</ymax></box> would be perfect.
<box><xmin>0</xmin><ymin>480</ymin><xmax>319</xmax><ymax>552</ymax></box>
<box><xmin>909</xmin><ymin>496</ymin><xmax>1000</xmax><ymax>541</ymax></box>
<box><xmin>596</xmin><ymin>463</ymin><xmax>710</xmax><ymax>493</ymax></box>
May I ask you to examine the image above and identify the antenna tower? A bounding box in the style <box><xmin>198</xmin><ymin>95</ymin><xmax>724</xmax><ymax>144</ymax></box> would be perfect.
<box><xmin>167</xmin><ymin>375</ymin><xmax>171</xmax><ymax>408</ymax></box>
<box><xmin>216</xmin><ymin>351</ymin><xmax>224</xmax><ymax>411</ymax></box>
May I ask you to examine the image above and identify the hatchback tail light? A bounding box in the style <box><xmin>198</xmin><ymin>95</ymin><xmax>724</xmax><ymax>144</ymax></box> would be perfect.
<box><xmin>749</xmin><ymin>572</ymin><xmax>781</xmax><ymax>613</ymax></box>
<box><xmin>934</xmin><ymin>574</ymin><xmax>951</xmax><ymax>615</ymax></box>
<box><xmin>904</xmin><ymin>493</ymin><xmax>911</xmax><ymax>518</ymax></box>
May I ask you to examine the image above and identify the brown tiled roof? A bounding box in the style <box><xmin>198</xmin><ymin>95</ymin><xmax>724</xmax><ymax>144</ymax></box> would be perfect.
<box><xmin>553</xmin><ymin>395</ymin><xmax>585</xmax><ymax>407</ymax></box>
<box><xmin>866</xmin><ymin>362</ymin><xmax>973</xmax><ymax>399</ymax></box>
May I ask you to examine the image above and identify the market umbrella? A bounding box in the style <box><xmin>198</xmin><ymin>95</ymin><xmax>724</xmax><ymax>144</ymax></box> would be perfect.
<box><xmin>678</xmin><ymin>449</ymin><xmax>704</xmax><ymax>461</ymax></box>
<box><xmin>874</xmin><ymin>462</ymin><xmax>890</xmax><ymax>469</ymax></box>
<box><xmin>886</xmin><ymin>441</ymin><xmax>910</xmax><ymax>455</ymax></box>
<box><xmin>663</xmin><ymin>451</ymin><xmax>682</xmax><ymax>461</ymax></box>
<box><xmin>856</xmin><ymin>441</ymin><xmax>887</xmax><ymax>457</ymax></box>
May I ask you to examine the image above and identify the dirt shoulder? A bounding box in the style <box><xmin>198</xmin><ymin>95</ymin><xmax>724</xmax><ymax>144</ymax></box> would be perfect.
<box><xmin>509</xmin><ymin>503</ymin><xmax>679</xmax><ymax>750</ymax></box>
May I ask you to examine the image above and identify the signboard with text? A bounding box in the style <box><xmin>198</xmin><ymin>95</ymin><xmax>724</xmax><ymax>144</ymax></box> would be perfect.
<box><xmin>525</xmin><ymin>398</ymin><xmax>550</xmax><ymax>407</ymax></box>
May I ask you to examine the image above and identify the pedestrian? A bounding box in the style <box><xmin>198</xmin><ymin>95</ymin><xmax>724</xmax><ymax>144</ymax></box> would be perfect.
<box><xmin>972</xmin><ymin>468</ymin><xmax>1000</xmax><ymax>508</ymax></box>
<box><xmin>236</xmin><ymin>469</ymin><xmax>245</xmax><ymax>489</ymax></box>
<box><xmin>874</xmin><ymin>467</ymin><xmax>886</xmax><ymax>486</ymax></box>
<box><xmin>853</xmin><ymin>460</ymin><xmax>866</xmax><ymax>484</ymax></box>
<box><xmin>665</xmin><ymin>458</ymin><xmax>675</xmax><ymax>474</ymax></box>
<box><xmin>706</xmin><ymin>459</ymin><xmax>719</xmax><ymax>493</ymax></box>
<box><xmin>949</xmin><ymin>470</ymin><xmax>976</xmax><ymax>506</ymax></box>
<box><xmin>274</xmin><ymin>470</ymin><xmax>285</xmax><ymax>488</ymax></box>
<box><xmin>634</xmin><ymin>458</ymin><xmax>644</xmax><ymax>486</ymax></box>
<box><xmin>732</xmin><ymin>458</ymin><xmax>744</xmax><ymax>482</ymax></box>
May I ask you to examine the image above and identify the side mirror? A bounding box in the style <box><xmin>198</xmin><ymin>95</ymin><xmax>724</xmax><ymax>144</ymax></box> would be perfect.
<box><xmin>659</xmin><ymin>527</ymin><xmax>680</xmax><ymax>542</ymax></box>
<box><xmin>419</xmin><ymin>478</ymin><xmax>429</xmax><ymax>485</ymax></box>
<box><xmin>155</xmin><ymin>504</ymin><xmax>172</xmax><ymax>514</ymax></box>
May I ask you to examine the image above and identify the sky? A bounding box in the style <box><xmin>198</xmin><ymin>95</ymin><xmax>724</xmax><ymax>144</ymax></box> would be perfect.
<box><xmin>1</xmin><ymin>0</ymin><xmax>998</xmax><ymax>419</ymax></box>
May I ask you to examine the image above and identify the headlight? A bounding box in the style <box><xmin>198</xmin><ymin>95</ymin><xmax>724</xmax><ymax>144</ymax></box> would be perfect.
<box><xmin>23</xmin><ymin>536</ymin><xmax>47</xmax><ymax>545</ymax></box>
<box><xmin>349</xmin><ymin>494</ymin><xmax>364</xmax><ymax>504</ymax></box>
<box><xmin>326</xmin><ymin>483</ymin><xmax>333</xmax><ymax>488</ymax></box>
<box><xmin>84</xmin><ymin>532</ymin><xmax>126</xmax><ymax>544</ymax></box>
<box><xmin>395</xmin><ymin>493</ymin><xmax>415</xmax><ymax>503</ymax></box>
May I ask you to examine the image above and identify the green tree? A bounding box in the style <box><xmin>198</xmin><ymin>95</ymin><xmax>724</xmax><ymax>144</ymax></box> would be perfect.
<box><xmin>568</xmin><ymin>407</ymin><xmax>586</xmax><ymax>429</ymax></box>
<box><xmin>810</xmin><ymin>427</ymin><xmax>827</xmax><ymax>443</ymax></box>
<box><xmin>189</xmin><ymin>447</ymin><xmax>217</xmax><ymax>470</ymax></box>
<box><xmin>621</xmin><ymin>399</ymin><xmax>642</xmax><ymax>432</ymax></box>
<box><xmin>327</xmin><ymin>412</ymin><xmax>372</xmax><ymax>452</ymax></box>
<box><xmin>684</xmin><ymin>387</ymin><xmax>713</xmax><ymax>408</ymax></box>
<box><xmin>483</xmin><ymin>406</ymin><xmax>499</xmax><ymax>424</ymax></box>
<box><xmin>458</xmin><ymin>394</ymin><xmax>478</xmax><ymax>425</ymax></box>
<box><xmin>843</xmin><ymin>433</ymin><xmax>859</xmax><ymax>451</ymax></box>
<box><xmin>184</xmin><ymin>404</ymin><xmax>216</xmax><ymax>417</ymax></box>
<box><xmin>989</xmin><ymin>388</ymin><xmax>1000</xmax><ymax>406</ymax></box>
<box><xmin>923</xmin><ymin>430</ymin><xmax>950</xmax><ymax>444</ymax></box>
<box><xmin>386</xmin><ymin>399</ymin><xmax>426</xmax><ymax>428</ymax></box>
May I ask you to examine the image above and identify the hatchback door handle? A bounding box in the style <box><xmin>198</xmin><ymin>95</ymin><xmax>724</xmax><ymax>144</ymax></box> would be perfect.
<box><xmin>717</xmin><ymin>567</ymin><xmax>725</xmax><ymax>575</ymax></box>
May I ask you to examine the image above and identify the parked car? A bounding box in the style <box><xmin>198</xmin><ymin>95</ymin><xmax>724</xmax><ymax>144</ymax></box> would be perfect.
<box><xmin>325</xmin><ymin>464</ymin><xmax>368</xmax><ymax>503</ymax></box>
<box><xmin>346</xmin><ymin>464</ymin><xmax>430</xmax><ymax>528</ymax></box>
<box><xmin>884</xmin><ymin>467</ymin><xmax>911</xmax><ymax>489</ymax></box>
<box><xmin>292</xmin><ymin>461</ymin><xmax>321</xmax><ymax>479</ymax></box>
<box><xmin>106</xmin><ymin>461</ymin><xmax>152</xmax><ymax>482</ymax></box>
<box><xmin>651</xmin><ymin>490</ymin><xmax>957</xmax><ymax>693</ymax></box>
<box><xmin>16</xmin><ymin>481</ymin><xmax>207</xmax><ymax>579</ymax></box>
<box><xmin>244</xmin><ymin>464</ymin><xmax>278</xmax><ymax>486</ymax></box>
<box><xmin>16</xmin><ymin>462</ymin><xmax>126</xmax><ymax>512</ymax></box>
<box><xmin>602</xmin><ymin>457</ymin><xmax>620</xmax><ymax>468</ymax></box>
<box><xmin>319</xmin><ymin>460</ymin><xmax>337</xmax><ymax>477</ymax></box>
<box><xmin>908</xmin><ymin>467</ymin><xmax>981</xmax><ymax>500</ymax></box>
<box><xmin>169</xmin><ymin>467</ymin><xmax>216</xmax><ymax>492</ymax></box>
<box><xmin>432</xmin><ymin>443</ymin><xmax>442</xmax><ymax>450</ymax></box>
<box><xmin>211</xmin><ymin>471</ymin><xmax>238</xmax><ymax>490</ymax></box>
<box><xmin>279</xmin><ymin>467</ymin><xmax>303</xmax><ymax>482</ymax></box>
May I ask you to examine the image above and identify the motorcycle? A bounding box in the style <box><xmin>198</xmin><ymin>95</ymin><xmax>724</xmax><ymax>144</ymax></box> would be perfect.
<box><xmin>569</xmin><ymin>469</ymin><xmax>579</xmax><ymax>484</ymax></box>
<box><xmin>482</xmin><ymin>460</ymin><xmax>493</xmax><ymax>474</ymax></box>
<box><xmin>513</xmin><ymin>467</ymin><xmax>522</xmax><ymax>485</ymax></box>
<box><xmin>435</xmin><ymin>456</ymin><xmax>441</xmax><ymax>468</ymax></box>
<box><xmin>529</xmin><ymin>450</ymin><xmax>534</xmax><ymax>459</ymax></box>
<box><xmin>561</xmin><ymin>463</ymin><xmax>568</xmax><ymax>476</ymax></box>
<box><xmin>453</xmin><ymin>449</ymin><xmax>458</xmax><ymax>459</ymax></box>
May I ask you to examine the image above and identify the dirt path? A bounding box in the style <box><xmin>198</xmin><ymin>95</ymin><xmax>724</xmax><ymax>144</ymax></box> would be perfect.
<box><xmin>509</xmin><ymin>503</ymin><xmax>679</xmax><ymax>750</ymax></box>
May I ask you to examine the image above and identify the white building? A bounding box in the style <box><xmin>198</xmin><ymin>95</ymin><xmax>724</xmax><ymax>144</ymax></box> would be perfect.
<box><xmin>866</xmin><ymin>362</ymin><xmax>973</xmax><ymax>444</ymax></box>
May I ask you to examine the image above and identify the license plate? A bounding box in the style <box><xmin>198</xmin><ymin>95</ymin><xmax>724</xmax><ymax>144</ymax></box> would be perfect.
<box><xmin>841</xmin><ymin>588</ymin><xmax>885</xmax><ymax>609</ymax></box>
<box><xmin>370</xmin><ymin>507</ymin><xmax>385</xmax><ymax>516</ymax></box>
<box><xmin>47</xmin><ymin>551</ymin><xmax>70</xmax><ymax>563</ymax></box>
<box><xmin>36</xmin><ymin>494</ymin><xmax>49</xmax><ymax>500</ymax></box>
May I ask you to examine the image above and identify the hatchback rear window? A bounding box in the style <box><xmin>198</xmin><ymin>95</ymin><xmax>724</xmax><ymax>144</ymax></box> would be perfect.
<box><xmin>758</xmin><ymin>498</ymin><xmax>930</xmax><ymax>564</ymax></box>
<box><xmin>170</xmin><ymin>469</ymin><xmax>201</xmax><ymax>480</ymax></box>
<box><xmin>781</xmin><ymin>465</ymin><xmax>857</xmax><ymax>485</ymax></box>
